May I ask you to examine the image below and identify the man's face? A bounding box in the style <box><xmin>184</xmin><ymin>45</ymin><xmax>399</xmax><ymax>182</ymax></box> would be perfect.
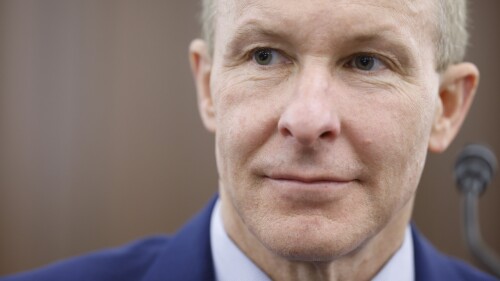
<box><xmin>206</xmin><ymin>0</ymin><xmax>441</xmax><ymax>260</ymax></box>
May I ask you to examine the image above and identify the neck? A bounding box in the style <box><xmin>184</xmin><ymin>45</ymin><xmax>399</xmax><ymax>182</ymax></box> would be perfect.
<box><xmin>220</xmin><ymin>193</ymin><xmax>414</xmax><ymax>281</ymax></box>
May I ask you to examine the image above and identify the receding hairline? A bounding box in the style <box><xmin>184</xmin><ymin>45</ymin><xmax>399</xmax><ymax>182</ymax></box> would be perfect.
<box><xmin>200</xmin><ymin>0</ymin><xmax>469</xmax><ymax>71</ymax></box>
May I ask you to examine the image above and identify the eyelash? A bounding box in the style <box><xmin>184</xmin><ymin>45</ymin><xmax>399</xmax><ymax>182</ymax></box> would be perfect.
<box><xmin>344</xmin><ymin>54</ymin><xmax>389</xmax><ymax>72</ymax></box>
<box><xmin>247</xmin><ymin>47</ymin><xmax>290</xmax><ymax>66</ymax></box>
<box><xmin>245</xmin><ymin>47</ymin><xmax>392</xmax><ymax>72</ymax></box>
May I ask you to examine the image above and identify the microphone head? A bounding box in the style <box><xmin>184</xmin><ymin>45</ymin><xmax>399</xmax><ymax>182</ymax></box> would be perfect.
<box><xmin>454</xmin><ymin>144</ymin><xmax>497</xmax><ymax>195</ymax></box>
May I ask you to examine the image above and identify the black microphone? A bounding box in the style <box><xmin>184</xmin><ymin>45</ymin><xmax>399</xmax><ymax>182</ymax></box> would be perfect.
<box><xmin>455</xmin><ymin>144</ymin><xmax>500</xmax><ymax>277</ymax></box>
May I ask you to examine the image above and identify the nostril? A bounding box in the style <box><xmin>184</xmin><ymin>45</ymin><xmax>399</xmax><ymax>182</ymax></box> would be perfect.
<box><xmin>280</xmin><ymin>126</ymin><xmax>293</xmax><ymax>137</ymax></box>
<box><xmin>320</xmin><ymin>130</ymin><xmax>334</xmax><ymax>139</ymax></box>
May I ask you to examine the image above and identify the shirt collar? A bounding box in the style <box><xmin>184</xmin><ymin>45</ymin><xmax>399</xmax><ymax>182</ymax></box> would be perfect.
<box><xmin>210</xmin><ymin>199</ymin><xmax>271</xmax><ymax>281</ymax></box>
<box><xmin>372</xmin><ymin>224</ymin><xmax>415</xmax><ymax>281</ymax></box>
<box><xmin>210</xmin><ymin>199</ymin><xmax>414</xmax><ymax>281</ymax></box>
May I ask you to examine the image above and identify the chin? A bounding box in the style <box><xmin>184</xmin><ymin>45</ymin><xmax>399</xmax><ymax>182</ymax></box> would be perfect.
<box><xmin>253</xmin><ymin>214</ymin><xmax>375</xmax><ymax>262</ymax></box>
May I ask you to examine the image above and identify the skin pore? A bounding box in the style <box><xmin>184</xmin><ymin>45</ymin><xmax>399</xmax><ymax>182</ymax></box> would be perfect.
<box><xmin>189</xmin><ymin>0</ymin><xmax>479</xmax><ymax>280</ymax></box>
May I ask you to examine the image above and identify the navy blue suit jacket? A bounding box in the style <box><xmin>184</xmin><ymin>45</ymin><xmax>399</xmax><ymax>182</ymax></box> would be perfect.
<box><xmin>1</xmin><ymin>195</ymin><xmax>497</xmax><ymax>281</ymax></box>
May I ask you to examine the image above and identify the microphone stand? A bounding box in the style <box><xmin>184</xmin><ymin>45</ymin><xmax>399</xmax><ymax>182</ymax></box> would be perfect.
<box><xmin>462</xmin><ymin>188</ymin><xmax>500</xmax><ymax>277</ymax></box>
<box><xmin>456</xmin><ymin>144</ymin><xmax>500</xmax><ymax>277</ymax></box>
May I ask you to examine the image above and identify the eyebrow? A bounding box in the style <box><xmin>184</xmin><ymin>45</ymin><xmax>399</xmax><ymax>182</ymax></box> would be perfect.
<box><xmin>343</xmin><ymin>33</ymin><xmax>416</xmax><ymax>67</ymax></box>
<box><xmin>224</xmin><ymin>21</ymin><xmax>293</xmax><ymax>58</ymax></box>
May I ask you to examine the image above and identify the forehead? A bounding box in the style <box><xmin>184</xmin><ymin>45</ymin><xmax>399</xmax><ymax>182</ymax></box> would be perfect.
<box><xmin>214</xmin><ymin>0</ymin><xmax>437</xmax><ymax>56</ymax></box>
<box><xmin>217</xmin><ymin>0</ymin><xmax>435</xmax><ymax>24</ymax></box>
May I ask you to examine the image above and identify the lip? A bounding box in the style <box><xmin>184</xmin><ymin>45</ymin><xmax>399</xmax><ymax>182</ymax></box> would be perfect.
<box><xmin>266</xmin><ymin>174</ymin><xmax>352</xmax><ymax>184</ymax></box>
<box><xmin>264</xmin><ymin>176</ymin><xmax>354</xmax><ymax>191</ymax></box>
<box><xmin>262</xmin><ymin>172</ymin><xmax>357</xmax><ymax>202</ymax></box>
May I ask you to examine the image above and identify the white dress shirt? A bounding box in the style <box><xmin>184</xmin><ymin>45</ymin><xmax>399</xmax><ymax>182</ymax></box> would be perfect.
<box><xmin>210</xmin><ymin>199</ymin><xmax>414</xmax><ymax>281</ymax></box>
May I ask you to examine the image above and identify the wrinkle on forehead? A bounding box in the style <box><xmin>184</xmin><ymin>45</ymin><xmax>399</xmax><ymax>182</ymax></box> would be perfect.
<box><xmin>215</xmin><ymin>0</ymin><xmax>437</xmax><ymax>67</ymax></box>
<box><xmin>217</xmin><ymin>0</ymin><xmax>436</xmax><ymax>34</ymax></box>
<box><xmin>219</xmin><ymin>0</ymin><xmax>433</xmax><ymax>16</ymax></box>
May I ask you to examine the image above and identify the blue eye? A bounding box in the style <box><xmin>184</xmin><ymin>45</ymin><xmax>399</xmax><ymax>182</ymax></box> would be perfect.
<box><xmin>252</xmin><ymin>48</ymin><xmax>290</xmax><ymax>66</ymax></box>
<box><xmin>254</xmin><ymin>49</ymin><xmax>274</xmax><ymax>65</ymax></box>
<box><xmin>349</xmin><ymin>55</ymin><xmax>385</xmax><ymax>71</ymax></box>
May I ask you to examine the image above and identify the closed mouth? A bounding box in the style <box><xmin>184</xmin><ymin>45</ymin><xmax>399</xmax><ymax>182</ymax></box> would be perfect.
<box><xmin>265</xmin><ymin>174</ymin><xmax>354</xmax><ymax>184</ymax></box>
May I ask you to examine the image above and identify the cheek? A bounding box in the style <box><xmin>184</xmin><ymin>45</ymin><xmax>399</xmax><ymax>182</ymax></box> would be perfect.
<box><xmin>212</xmin><ymin>76</ymin><xmax>284</xmax><ymax>184</ymax></box>
<box><xmin>345</xmin><ymin>84</ymin><xmax>436</xmax><ymax>203</ymax></box>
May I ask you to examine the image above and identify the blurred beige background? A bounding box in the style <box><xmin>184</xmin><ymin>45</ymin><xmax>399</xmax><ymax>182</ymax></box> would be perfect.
<box><xmin>0</xmin><ymin>0</ymin><xmax>499</xmax><ymax>276</ymax></box>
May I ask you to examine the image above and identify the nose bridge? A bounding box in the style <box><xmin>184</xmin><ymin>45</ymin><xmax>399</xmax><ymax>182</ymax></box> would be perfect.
<box><xmin>297</xmin><ymin>64</ymin><xmax>331</xmax><ymax>100</ymax></box>
<box><xmin>278</xmin><ymin>63</ymin><xmax>340</xmax><ymax>146</ymax></box>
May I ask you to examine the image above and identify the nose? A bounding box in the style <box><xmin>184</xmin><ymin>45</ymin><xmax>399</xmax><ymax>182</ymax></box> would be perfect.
<box><xmin>277</xmin><ymin>70</ymin><xmax>340</xmax><ymax>146</ymax></box>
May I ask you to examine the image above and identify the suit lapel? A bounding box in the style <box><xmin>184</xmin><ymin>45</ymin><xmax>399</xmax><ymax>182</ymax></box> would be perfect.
<box><xmin>142</xmin><ymin>195</ymin><xmax>218</xmax><ymax>281</ymax></box>
<box><xmin>412</xmin><ymin>224</ymin><xmax>462</xmax><ymax>281</ymax></box>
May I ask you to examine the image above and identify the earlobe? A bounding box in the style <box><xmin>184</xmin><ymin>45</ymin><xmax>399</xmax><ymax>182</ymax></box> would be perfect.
<box><xmin>429</xmin><ymin>63</ymin><xmax>480</xmax><ymax>153</ymax></box>
<box><xmin>189</xmin><ymin>39</ymin><xmax>216</xmax><ymax>132</ymax></box>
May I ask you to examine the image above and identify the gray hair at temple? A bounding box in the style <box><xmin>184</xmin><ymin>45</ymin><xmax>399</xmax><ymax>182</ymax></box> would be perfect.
<box><xmin>199</xmin><ymin>0</ymin><xmax>469</xmax><ymax>72</ymax></box>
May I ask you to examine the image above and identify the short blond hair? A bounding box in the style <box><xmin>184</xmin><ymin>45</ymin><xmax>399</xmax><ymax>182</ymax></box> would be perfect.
<box><xmin>200</xmin><ymin>0</ymin><xmax>469</xmax><ymax>71</ymax></box>
<box><xmin>435</xmin><ymin>0</ymin><xmax>469</xmax><ymax>71</ymax></box>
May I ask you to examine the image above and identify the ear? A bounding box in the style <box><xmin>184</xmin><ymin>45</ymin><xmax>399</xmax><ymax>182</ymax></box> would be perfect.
<box><xmin>429</xmin><ymin>63</ymin><xmax>480</xmax><ymax>153</ymax></box>
<box><xmin>189</xmin><ymin>39</ymin><xmax>216</xmax><ymax>132</ymax></box>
